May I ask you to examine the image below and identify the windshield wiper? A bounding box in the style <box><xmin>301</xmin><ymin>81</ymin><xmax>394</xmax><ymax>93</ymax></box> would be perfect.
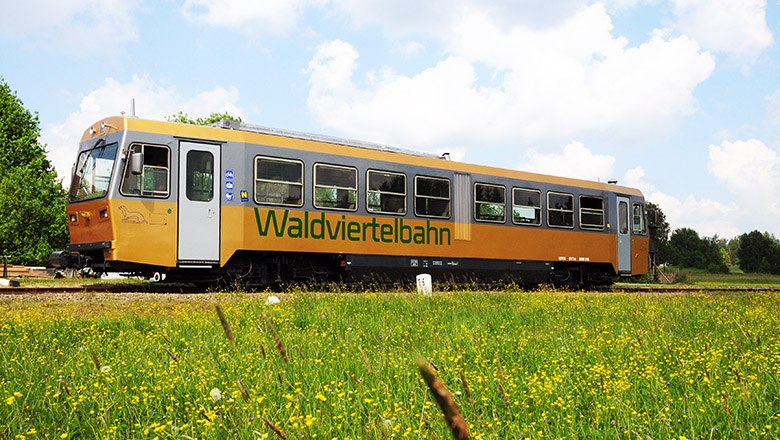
<box><xmin>76</xmin><ymin>139</ymin><xmax>107</xmax><ymax>177</ymax></box>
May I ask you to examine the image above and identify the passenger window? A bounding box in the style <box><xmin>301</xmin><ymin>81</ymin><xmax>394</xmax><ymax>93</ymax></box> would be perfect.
<box><xmin>186</xmin><ymin>151</ymin><xmax>214</xmax><ymax>202</ymax></box>
<box><xmin>512</xmin><ymin>188</ymin><xmax>541</xmax><ymax>225</ymax></box>
<box><xmin>415</xmin><ymin>176</ymin><xmax>450</xmax><ymax>218</ymax></box>
<box><xmin>367</xmin><ymin>170</ymin><xmax>406</xmax><ymax>215</ymax></box>
<box><xmin>580</xmin><ymin>196</ymin><xmax>605</xmax><ymax>230</ymax></box>
<box><xmin>475</xmin><ymin>183</ymin><xmax>505</xmax><ymax>222</ymax></box>
<box><xmin>632</xmin><ymin>203</ymin><xmax>647</xmax><ymax>235</ymax></box>
<box><xmin>120</xmin><ymin>143</ymin><xmax>170</xmax><ymax>198</ymax></box>
<box><xmin>547</xmin><ymin>192</ymin><xmax>574</xmax><ymax>228</ymax></box>
<box><xmin>314</xmin><ymin>164</ymin><xmax>357</xmax><ymax>210</ymax></box>
<box><xmin>254</xmin><ymin>156</ymin><xmax>303</xmax><ymax>207</ymax></box>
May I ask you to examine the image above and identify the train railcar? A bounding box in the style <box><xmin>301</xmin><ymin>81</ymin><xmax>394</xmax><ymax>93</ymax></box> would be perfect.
<box><xmin>50</xmin><ymin>116</ymin><xmax>649</xmax><ymax>288</ymax></box>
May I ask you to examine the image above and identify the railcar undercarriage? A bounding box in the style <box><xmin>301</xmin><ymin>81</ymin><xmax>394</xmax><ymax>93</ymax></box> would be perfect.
<box><xmin>51</xmin><ymin>246</ymin><xmax>617</xmax><ymax>290</ymax></box>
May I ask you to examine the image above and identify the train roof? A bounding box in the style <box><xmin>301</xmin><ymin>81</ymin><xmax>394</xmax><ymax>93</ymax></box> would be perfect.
<box><xmin>82</xmin><ymin>116</ymin><xmax>644</xmax><ymax>197</ymax></box>
<box><xmin>212</xmin><ymin>119</ymin><xmax>444</xmax><ymax>160</ymax></box>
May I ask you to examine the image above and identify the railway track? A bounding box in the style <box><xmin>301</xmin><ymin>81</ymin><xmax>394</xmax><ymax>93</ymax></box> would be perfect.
<box><xmin>0</xmin><ymin>282</ymin><xmax>209</xmax><ymax>296</ymax></box>
<box><xmin>615</xmin><ymin>284</ymin><xmax>780</xmax><ymax>293</ymax></box>
<box><xmin>1</xmin><ymin>282</ymin><xmax>778</xmax><ymax>296</ymax></box>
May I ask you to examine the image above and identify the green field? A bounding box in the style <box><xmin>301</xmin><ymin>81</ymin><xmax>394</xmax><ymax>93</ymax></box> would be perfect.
<box><xmin>618</xmin><ymin>269</ymin><xmax>780</xmax><ymax>290</ymax></box>
<box><xmin>684</xmin><ymin>271</ymin><xmax>780</xmax><ymax>288</ymax></box>
<box><xmin>1</xmin><ymin>289</ymin><xmax>779</xmax><ymax>439</ymax></box>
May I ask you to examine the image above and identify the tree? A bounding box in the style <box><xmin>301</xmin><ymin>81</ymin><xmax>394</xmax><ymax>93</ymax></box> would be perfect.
<box><xmin>646</xmin><ymin>201</ymin><xmax>671</xmax><ymax>264</ymax></box>
<box><xmin>167</xmin><ymin>111</ymin><xmax>242</xmax><ymax>126</ymax></box>
<box><xmin>0</xmin><ymin>78</ymin><xmax>69</xmax><ymax>265</ymax></box>
<box><xmin>703</xmin><ymin>235</ymin><xmax>731</xmax><ymax>273</ymax></box>
<box><xmin>719</xmin><ymin>247</ymin><xmax>731</xmax><ymax>268</ymax></box>
<box><xmin>737</xmin><ymin>230</ymin><xmax>780</xmax><ymax>274</ymax></box>
<box><xmin>666</xmin><ymin>227</ymin><xmax>727</xmax><ymax>272</ymax></box>
<box><xmin>726</xmin><ymin>236</ymin><xmax>741</xmax><ymax>267</ymax></box>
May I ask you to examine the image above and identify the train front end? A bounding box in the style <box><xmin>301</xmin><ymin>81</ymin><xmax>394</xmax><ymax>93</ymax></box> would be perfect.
<box><xmin>50</xmin><ymin>117</ymin><xmax>177</xmax><ymax>277</ymax></box>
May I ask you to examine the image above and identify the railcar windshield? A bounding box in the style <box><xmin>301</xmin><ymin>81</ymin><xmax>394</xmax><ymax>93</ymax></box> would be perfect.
<box><xmin>69</xmin><ymin>141</ymin><xmax>118</xmax><ymax>202</ymax></box>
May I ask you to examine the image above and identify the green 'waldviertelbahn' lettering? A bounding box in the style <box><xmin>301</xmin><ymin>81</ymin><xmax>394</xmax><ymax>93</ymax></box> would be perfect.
<box><xmin>254</xmin><ymin>208</ymin><xmax>451</xmax><ymax>246</ymax></box>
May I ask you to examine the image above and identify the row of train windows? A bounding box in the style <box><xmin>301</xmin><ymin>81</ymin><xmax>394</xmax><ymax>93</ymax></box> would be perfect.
<box><xmin>255</xmin><ymin>156</ymin><xmax>648</xmax><ymax>234</ymax></box>
<box><xmin>120</xmin><ymin>145</ymin><xmax>217</xmax><ymax>202</ymax></box>
<box><xmin>116</xmin><ymin>145</ymin><xmax>647</xmax><ymax>234</ymax></box>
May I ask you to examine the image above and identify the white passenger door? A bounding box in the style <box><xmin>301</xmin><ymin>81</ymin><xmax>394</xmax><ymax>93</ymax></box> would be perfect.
<box><xmin>178</xmin><ymin>141</ymin><xmax>221</xmax><ymax>265</ymax></box>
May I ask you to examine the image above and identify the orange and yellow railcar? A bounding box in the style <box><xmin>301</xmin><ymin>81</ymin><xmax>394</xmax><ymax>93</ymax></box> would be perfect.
<box><xmin>52</xmin><ymin>117</ymin><xmax>649</xmax><ymax>287</ymax></box>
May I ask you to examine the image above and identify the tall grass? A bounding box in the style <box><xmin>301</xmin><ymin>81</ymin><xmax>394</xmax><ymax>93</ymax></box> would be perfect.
<box><xmin>1</xmin><ymin>289</ymin><xmax>778</xmax><ymax>438</ymax></box>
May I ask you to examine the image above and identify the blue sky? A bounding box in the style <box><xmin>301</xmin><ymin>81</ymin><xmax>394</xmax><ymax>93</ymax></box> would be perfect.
<box><xmin>1</xmin><ymin>0</ymin><xmax>779</xmax><ymax>238</ymax></box>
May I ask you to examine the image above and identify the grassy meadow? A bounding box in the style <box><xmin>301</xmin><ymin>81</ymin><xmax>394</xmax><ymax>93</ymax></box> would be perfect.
<box><xmin>683</xmin><ymin>271</ymin><xmax>780</xmax><ymax>288</ymax></box>
<box><xmin>1</xmin><ymin>289</ymin><xmax>779</xmax><ymax>439</ymax></box>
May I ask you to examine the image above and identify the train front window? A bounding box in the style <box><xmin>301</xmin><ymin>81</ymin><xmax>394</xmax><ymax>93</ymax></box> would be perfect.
<box><xmin>120</xmin><ymin>144</ymin><xmax>171</xmax><ymax>198</ymax></box>
<box><xmin>69</xmin><ymin>141</ymin><xmax>118</xmax><ymax>202</ymax></box>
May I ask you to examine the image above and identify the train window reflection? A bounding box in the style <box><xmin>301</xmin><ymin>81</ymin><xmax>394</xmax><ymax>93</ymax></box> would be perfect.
<box><xmin>367</xmin><ymin>170</ymin><xmax>406</xmax><ymax>215</ymax></box>
<box><xmin>120</xmin><ymin>143</ymin><xmax>170</xmax><ymax>198</ymax></box>
<box><xmin>70</xmin><ymin>142</ymin><xmax>118</xmax><ymax>202</ymax></box>
<box><xmin>314</xmin><ymin>164</ymin><xmax>357</xmax><ymax>211</ymax></box>
<box><xmin>579</xmin><ymin>196</ymin><xmax>604</xmax><ymax>230</ymax></box>
<box><xmin>548</xmin><ymin>192</ymin><xmax>574</xmax><ymax>228</ymax></box>
<box><xmin>254</xmin><ymin>156</ymin><xmax>303</xmax><ymax>207</ymax></box>
<box><xmin>186</xmin><ymin>151</ymin><xmax>214</xmax><ymax>202</ymax></box>
<box><xmin>619</xmin><ymin>201</ymin><xmax>629</xmax><ymax>234</ymax></box>
<box><xmin>415</xmin><ymin>176</ymin><xmax>450</xmax><ymax>218</ymax></box>
<box><xmin>632</xmin><ymin>203</ymin><xmax>647</xmax><ymax>235</ymax></box>
<box><xmin>475</xmin><ymin>183</ymin><xmax>505</xmax><ymax>223</ymax></box>
<box><xmin>512</xmin><ymin>188</ymin><xmax>541</xmax><ymax>225</ymax></box>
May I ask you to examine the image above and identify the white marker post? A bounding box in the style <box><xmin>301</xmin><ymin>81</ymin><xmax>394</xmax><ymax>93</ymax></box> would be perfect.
<box><xmin>416</xmin><ymin>273</ymin><xmax>432</xmax><ymax>296</ymax></box>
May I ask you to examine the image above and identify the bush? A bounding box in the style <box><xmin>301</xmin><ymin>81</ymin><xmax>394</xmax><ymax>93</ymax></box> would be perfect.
<box><xmin>656</xmin><ymin>266</ymin><xmax>688</xmax><ymax>284</ymax></box>
<box><xmin>707</xmin><ymin>262</ymin><xmax>729</xmax><ymax>274</ymax></box>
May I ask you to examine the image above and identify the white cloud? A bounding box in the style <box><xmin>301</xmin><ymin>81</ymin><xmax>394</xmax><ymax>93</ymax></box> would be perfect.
<box><xmin>0</xmin><ymin>0</ymin><xmax>141</xmax><ymax>53</ymax></box>
<box><xmin>520</xmin><ymin>142</ymin><xmax>617</xmax><ymax>181</ymax></box>
<box><xmin>638</xmin><ymin>138</ymin><xmax>780</xmax><ymax>238</ymax></box>
<box><xmin>601</xmin><ymin>0</ymin><xmax>658</xmax><ymax>12</ymax></box>
<box><xmin>708</xmin><ymin>139</ymin><xmax>779</xmax><ymax>219</ymax></box>
<box><xmin>307</xmin><ymin>40</ymin><xmax>361</xmax><ymax>97</ymax></box>
<box><xmin>395</xmin><ymin>41</ymin><xmax>426</xmax><ymax>56</ymax></box>
<box><xmin>326</xmin><ymin>0</ymin><xmax>459</xmax><ymax>35</ymax></box>
<box><xmin>672</xmin><ymin>0</ymin><xmax>773</xmax><ymax>64</ymax></box>
<box><xmin>708</xmin><ymin>139</ymin><xmax>779</xmax><ymax>191</ymax></box>
<box><xmin>622</xmin><ymin>166</ymin><xmax>742</xmax><ymax>237</ymax></box>
<box><xmin>328</xmin><ymin>0</ymin><xmax>594</xmax><ymax>36</ymax></box>
<box><xmin>648</xmin><ymin>191</ymin><xmax>740</xmax><ymax>237</ymax></box>
<box><xmin>445</xmin><ymin>6</ymin><xmax>715</xmax><ymax>140</ymax></box>
<box><xmin>622</xmin><ymin>166</ymin><xmax>655</xmax><ymax>194</ymax></box>
<box><xmin>42</xmin><ymin>75</ymin><xmax>242</xmax><ymax>182</ymax></box>
<box><xmin>181</xmin><ymin>0</ymin><xmax>317</xmax><ymax>34</ymax></box>
<box><xmin>307</xmin><ymin>41</ymin><xmax>508</xmax><ymax>148</ymax></box>
<box><xmin>305</xmin><ymin>5</ymin><xmax>714</xmax><ymax>151</ymax></box>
